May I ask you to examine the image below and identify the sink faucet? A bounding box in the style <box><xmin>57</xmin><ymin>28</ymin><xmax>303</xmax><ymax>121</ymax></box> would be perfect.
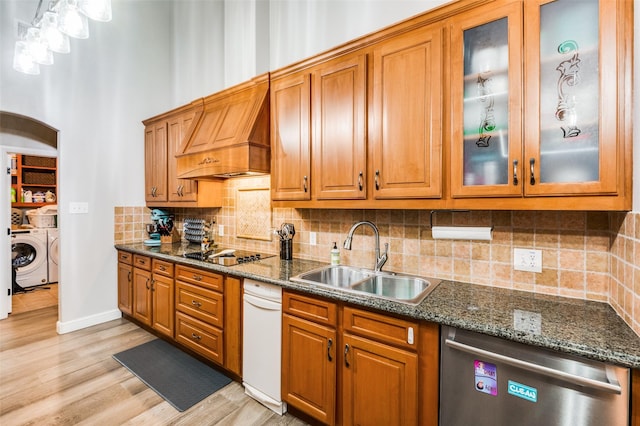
<box><xmin>343</xmin><ymin>221</ymin><xmax>388</xmax><ymax>272</ymax></box>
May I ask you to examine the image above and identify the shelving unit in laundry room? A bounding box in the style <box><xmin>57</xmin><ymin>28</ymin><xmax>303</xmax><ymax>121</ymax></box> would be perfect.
<box><xmin>11</xmin><ymin>154</ymin><xmax>58</xmax><ymax>208</ymax></box>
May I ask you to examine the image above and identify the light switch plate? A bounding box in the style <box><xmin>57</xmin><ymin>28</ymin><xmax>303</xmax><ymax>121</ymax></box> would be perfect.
<box><xmin>309</xmin><ymin>231</ymin><xmax>317</xmax><ymax>245</ymax></box>
<box><xmin>69</xmin><ymin>202</ymin><xmax>89</xmax><ymax>214</ymax></box>
<box><xmin>218</xmin><ymin>225</ymin><xmax>224</xmax><ymax>237</ymax></box>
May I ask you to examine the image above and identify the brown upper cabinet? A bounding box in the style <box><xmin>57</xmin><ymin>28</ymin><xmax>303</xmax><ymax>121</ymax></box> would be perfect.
<box><xmin>449</xmin><ymin>0</ymin><xmax>631</xmax><ymax>210</ymax></box>
<box><xmin>312</xmin><ymin>53</ymin><xmax>368</xmax><ymax>200</ymax></box>
<box><xmin>143</xmin><ymin>102</ymin><xmax>223</xmax><ymax>208</ymax></box>
<box><xmin>270</xmin><ymin>0</ymin><xmax>632</xmax><ymax>210</ymax></box>
<box><xmin>270</xmin><ymin>72</ymin><xmax>312</xmax><ymax>201</ymax></box>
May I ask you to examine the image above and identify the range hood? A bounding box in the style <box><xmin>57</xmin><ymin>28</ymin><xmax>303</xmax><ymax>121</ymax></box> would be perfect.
<box><xmin>176</xmin><ymin>73</ymin><xmax>270</xmax><ymax>179</ymax></box>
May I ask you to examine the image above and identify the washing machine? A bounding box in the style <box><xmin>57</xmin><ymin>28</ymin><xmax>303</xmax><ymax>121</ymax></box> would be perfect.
<box><xmin>11</xmin><ymin>228</ymin><xmax>49</xmax><ymax>288</ymax></box>
<box><xmin>47</xmin><ymin>228</ymin><xmax>59</xmax><ymax>283</ymax></box>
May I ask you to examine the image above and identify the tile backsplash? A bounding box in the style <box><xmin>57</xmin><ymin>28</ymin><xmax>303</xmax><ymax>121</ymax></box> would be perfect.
<box><xmin>114</xmin><ymin>176</ymin><xmax>639</xmax><ymax>336</ymax></box>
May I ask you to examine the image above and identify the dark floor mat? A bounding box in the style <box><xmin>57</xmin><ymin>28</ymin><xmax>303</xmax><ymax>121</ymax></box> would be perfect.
<box><xmin>113</xmin><ymin>338</ymin><xmax>232</xmax><ymax>412</ymax></box>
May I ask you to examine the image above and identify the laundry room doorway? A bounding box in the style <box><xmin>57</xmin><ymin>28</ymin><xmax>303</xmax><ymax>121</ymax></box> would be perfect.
<box><xmin>1</xmin><ymin>112</ymin><xmax>59</xmax><ymax>320</ymax></box>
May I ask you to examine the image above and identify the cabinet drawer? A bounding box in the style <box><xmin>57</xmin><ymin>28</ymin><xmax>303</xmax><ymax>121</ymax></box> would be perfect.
<box><xmin>175</xmin><ymin>281</ymin><xmax>224</xmax><ymax>328</ymax></box>
<box><xmin>175</xmin><ymin>265</ymin><xmax>224</xmax><ymax>292</ymax></box>
<box><xmin>118</xmin><ymin>250</ymin><xmax>133</xmax><ymax>265</ymax></box>
<box><xmin>343</xmin><ymin>306</ymin><xmax>419</xmax><ymax>351</ymax></box>
<box><xmin>283</xmin><ymin>290</ymin><xmax>337</xmax><ymax>327</ymax></box>
<box><xmin>175</xmin><ymin>311</ymin><xmax>223</xmax><ymax>365</ymax></box>
<box><xmin>133</xmin><ymin>254</ymin><xmax>151</xmax><ymax>271</ymax></box>
<box><xmin>152</xmin><ymin>258</ymin><xmax>174</xmax><ymax>277</ymax></box>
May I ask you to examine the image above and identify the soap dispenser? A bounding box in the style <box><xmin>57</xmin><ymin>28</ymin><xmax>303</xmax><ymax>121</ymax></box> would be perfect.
<box><xmin>331</xmin><ymin>242</ymin><xmax>340</xmax><ymax>265</ymax></box>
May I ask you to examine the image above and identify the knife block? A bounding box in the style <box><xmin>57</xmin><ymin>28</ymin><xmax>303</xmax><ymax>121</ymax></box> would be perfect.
<box><xmin>161</xmin><ymin>228</ymin><xmax>181</xmax><ymax>244</ymax></box>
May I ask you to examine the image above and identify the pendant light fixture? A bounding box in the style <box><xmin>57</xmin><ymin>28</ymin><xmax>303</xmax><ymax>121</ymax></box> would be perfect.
<box><xmin>12</xmin><ymin>0</ymin><xmax>112</xmax><ymax>75</ymax></box>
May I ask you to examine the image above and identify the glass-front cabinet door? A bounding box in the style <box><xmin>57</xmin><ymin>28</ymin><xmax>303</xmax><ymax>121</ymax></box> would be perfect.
<box><xmin>450</xmin><ymin>2</ymin><xmax>523</xmax><ymax>197</ymax></box>
<box><xmin>524</xmin><ymin>0</ymin><xmax>619</xmax><ymax>196</ymax></box>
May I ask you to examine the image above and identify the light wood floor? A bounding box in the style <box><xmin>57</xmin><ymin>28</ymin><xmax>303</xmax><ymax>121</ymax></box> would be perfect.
<box><xmin>0</xmin><ymin>306</ymin><xmax>309</xmax><ymax>425</ymax></box>
<box><xmin>11</xmin><ymin>283</ymin><xmax>58</xmax><ymax>314</ymax></box>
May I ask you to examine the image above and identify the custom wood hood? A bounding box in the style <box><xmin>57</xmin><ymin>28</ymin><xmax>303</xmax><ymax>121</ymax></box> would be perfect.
<box><xmin>176</xmin><ymin>73</ymin><xmax>270</xmax><ymax>179</ymax></box>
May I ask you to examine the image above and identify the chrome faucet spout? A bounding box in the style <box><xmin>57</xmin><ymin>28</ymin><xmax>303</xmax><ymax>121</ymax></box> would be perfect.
<box><xmin>343</xmin><ymin>221</ymin><xmax>388</xmax><ymax>272</ymax></box>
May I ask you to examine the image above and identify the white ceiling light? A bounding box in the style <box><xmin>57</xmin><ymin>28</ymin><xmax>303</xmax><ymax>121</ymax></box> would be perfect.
<box><xmin>40</xmin><ymin>11</ymin><xmax>70</xmax><ymax>53</ymax></box>
<box><xmin>78</xmin><ymin>0</ymin><xmax>112</xmax><ymax>23</ymax></box>
<box><xmin>57</xmin><ymin>0</ymin><xmax>89</xmax><ymax>39</ymax></box>
<box><xmin>13</xmin><ymin>41</ymin><xmax>41</xmax><ymax>75</ymax></box>
<box><xmin>12</xmin><ymin>0</ymin><xmax>113</xmax><ymax>75</ymax></box>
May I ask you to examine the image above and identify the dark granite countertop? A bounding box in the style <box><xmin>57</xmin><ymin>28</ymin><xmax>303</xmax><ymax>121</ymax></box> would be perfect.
<box><xmin>115</xmin><ymin>242</ymin><xmax>640</xmax><ymax>369</ymax></box>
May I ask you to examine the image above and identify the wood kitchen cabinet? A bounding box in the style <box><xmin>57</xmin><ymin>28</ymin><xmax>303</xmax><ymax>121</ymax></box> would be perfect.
<box><xmin>449</xmin><ymin>0</ymin><xmax>632</xmax><ymax>210</ymax></box>
<box><xmin>132</xmin><ymin>255</ymin><xmax>152</xmax><ymax>327</ymax></box>
<box><xmin>117</xmin><ymin>251</ymin><xmax>133</xmax><ymax>316</ymax></box>
<box><xmin>281</xmin><ymin>291</ymin><xmax>439</xmax><ymax>426</ymax></box>
<box><xmin>312</xmin><ymin>53</ymin><xmax>368</xmax><ymax>200</ymax></box>
<box><xmin>144</xmin><ymin>121</ymin><xmax>168</xmax><ymax>203</ymax></box>
<box><xmin>143</xmin><ymin>102</ymin><xmax>223</xmax><ymax>208</ymax></box>
<box><xmin>370</xmin><ymin>23</ymin><xmax>443</xmax><ymax>200</ymax></box>
<box><xmin>282</xmin><ymin>292</ymin><xmax>337</xmax><ymax>425</ymax></box>
<box><xmin>270</xmin><ymin>72</ymin><xmax>312</xmax><ymax>201</ymax></box>
<box><xmin>174</xmin><ymin>264</ymin><xmax>225</xmax><ymax>366</ymax></box>
<box><xmin>151</xmin><ymin>258</ymin><xmax>174</xmax><ymax>338</ymax></box>
<box><xmin>270</xmin><ymin>0</ymin><xmax>631</xmax><ymax>211</ymax></box>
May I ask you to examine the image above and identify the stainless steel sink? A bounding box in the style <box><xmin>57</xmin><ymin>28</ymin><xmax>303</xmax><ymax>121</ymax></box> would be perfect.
<box><xmin>292</xmin><ymin>265</ymin><xmax>374</xmax><ymax>288</ymax></box>
<box><xmin>351</xmin><ymin>275</ymin><xmax>436</xmax><ymax>304</ymax></box>
<box><xmin>291</xmin><ymin>265</ymin><xmax>440</xmax><ymax>305</ymax></box>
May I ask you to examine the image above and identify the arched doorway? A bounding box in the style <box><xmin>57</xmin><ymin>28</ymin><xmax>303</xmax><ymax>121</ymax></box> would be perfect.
<box><xmin>1</xmin><ymin>111</ymin><xmax>58</xmax><ymax>319</ymax></box>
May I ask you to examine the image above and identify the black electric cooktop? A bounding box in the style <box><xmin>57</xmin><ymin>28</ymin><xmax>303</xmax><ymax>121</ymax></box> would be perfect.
<box><xmin>183</xmin><ymin>248</ymin><xmax>275</xmax><ymax>266</ymax></box>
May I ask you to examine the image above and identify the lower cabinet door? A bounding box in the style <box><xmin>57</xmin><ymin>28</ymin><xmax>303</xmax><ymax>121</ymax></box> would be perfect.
<box><xmin>152</xmin><ymin>274</ymin><xmax>174</xmax><ymax>338</ymax></box>
<box><xmin>132</xmin><ymin>268</ymin><xmax>152</xmax><ymax>326</ymax></box>
<box><xmin>117</xmin><ymin>262</ymin><xmax>133</xmax><ymax>316</ymax></box>
<box><xmin>175</xmin><ymin>311</ymin><xmax>223</xmax><ymax>365</ymax></box>
<box><xmin>342</xmin><ymin>333</ymin><xmax>418</xmax><ymax>426</ymax></box>
<box><xmin>282</xmin><ymin>313</ymin><xmax>337</xmax><ymax>425</ymax></box>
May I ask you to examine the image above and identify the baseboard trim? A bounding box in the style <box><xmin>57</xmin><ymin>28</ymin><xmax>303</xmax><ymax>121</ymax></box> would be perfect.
<box><xmin>56</xmin><ymin>309</ymin><xmax>122</xmax><ymax>334</ymax></box>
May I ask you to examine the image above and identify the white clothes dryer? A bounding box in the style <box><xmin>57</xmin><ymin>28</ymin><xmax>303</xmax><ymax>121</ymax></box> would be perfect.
<box><xmin>47</xmin><ymin>228</ymin><xmax>59</xmax><ymax>283</ymax></box>
<box><xmin>11</xmin><ymin>228</ymin><xmax>48</xmax><ymax>288</ymax></box>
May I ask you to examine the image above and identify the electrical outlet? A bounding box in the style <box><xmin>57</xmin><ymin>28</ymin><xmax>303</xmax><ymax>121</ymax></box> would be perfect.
<box><xmin>218</xmin><ymin>225</ymin><xmax>224</xmax><ymax>236</ymax></box>
<box><xmin>309</xmin><ymin>231</ymin><xmax>317</xmax><ymax>245</ymax></box>
<box><xmin>514</xmin><ymin>248</ymin><xmax>542</xmax><ymax>273</ymax></box>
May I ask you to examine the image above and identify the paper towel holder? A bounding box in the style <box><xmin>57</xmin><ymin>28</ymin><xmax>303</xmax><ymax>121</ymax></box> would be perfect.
<box><xmin>429</xmin><ymin>210</ymin><xmax>493</xmax><ymax>241</ymax></box>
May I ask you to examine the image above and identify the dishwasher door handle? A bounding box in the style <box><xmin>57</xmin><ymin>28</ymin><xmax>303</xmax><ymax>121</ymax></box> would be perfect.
<box><xmin>244</xmin><ymin>293</ymin><xmax>282</xmax><ymax>311</ymax></box>
<box><xmin>444</xmin><ymin>338</ymin><xmax>622</xmax><ymax>394</ymax></box>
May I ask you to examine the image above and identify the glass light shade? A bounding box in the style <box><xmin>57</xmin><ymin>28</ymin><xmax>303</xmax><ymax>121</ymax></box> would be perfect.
<box><xmin>78</xmin><ymin>0</ymin><xmax>112</xmax><ymax>22</ymax></box>
<box><xmin>26</xmin><ymin>27</ymin><xmax>54</xmax><ymax>65</ymax></box>
<box><xmin>41</xmin><ymin>11</ymin><xmax>70</xmax><ymax>53</ymax></box>
<box><xmin>58</xmin><ymin>0</ymin><xmax>90</xmax><ymax>39</ymax></box>
<box><xmin>13</xmin><ymin>41</ymin><xmax>40</xmax><ymax>75</ymax></box>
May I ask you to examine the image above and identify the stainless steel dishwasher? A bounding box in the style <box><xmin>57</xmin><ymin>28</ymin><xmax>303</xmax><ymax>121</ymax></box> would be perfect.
<box><xmin>242</xmin><ymin>279</ymin><xmax>287</xmax><ymax>415</ymax></box>
<box><xmin>440</xmin><ymin>326</ymin><xmax>629</xmax><ymax>426</ymax></box>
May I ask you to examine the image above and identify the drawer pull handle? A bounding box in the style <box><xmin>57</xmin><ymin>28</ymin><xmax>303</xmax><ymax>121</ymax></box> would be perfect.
<box><xmin>344</xmin><ymin>344</ymin><xmax>350</xmax><ymax>368</ymax></box>
<box><xmin>193</xmin><ymin>274</ymin><xmax>203</xmax><ymax>281</ymax></box>
<box><xmin>327</xmin><ymin>338</ymin><xmax>333</xmax><ymax>362</ymax></box>
<box><xmin>159</xmin><ymin>265</ymin><xmax>166</xmax><ymax>271</ymax></box>
<box><xmin>191</xmin><ymin>300</ymin><xmax>202</xmax><ymax>308</ymax></box>
<box><xmin>191</xmin><ymin>333</ymin><xmax>202</xmax><ymax>341</ymax></box>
